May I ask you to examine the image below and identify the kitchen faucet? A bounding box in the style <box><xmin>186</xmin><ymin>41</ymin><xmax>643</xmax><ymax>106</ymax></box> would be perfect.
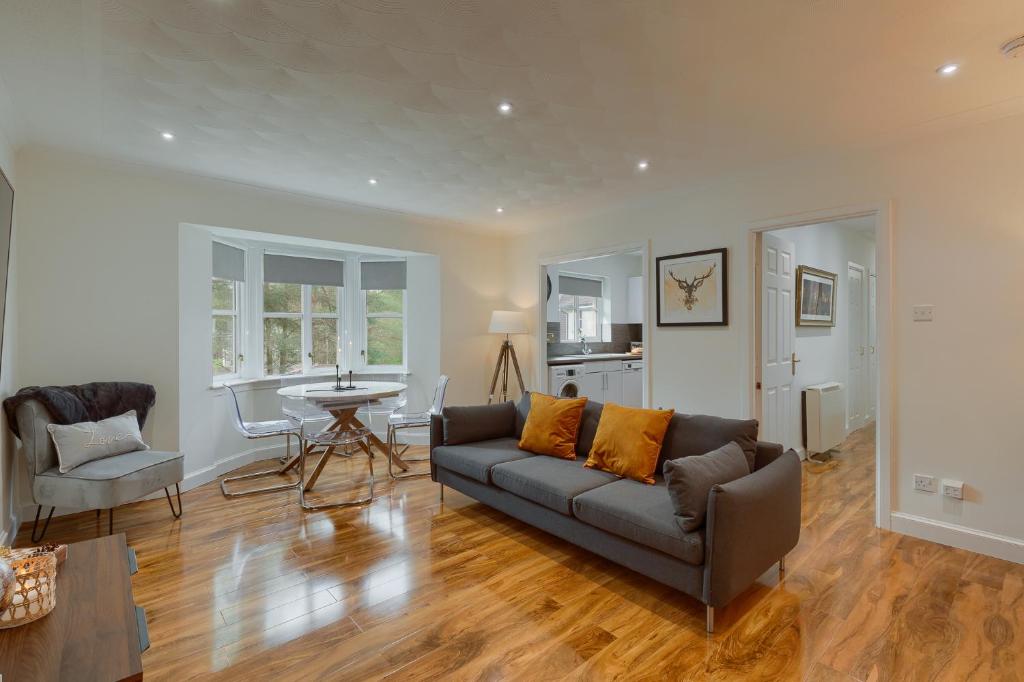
<box><xmin>578</xmin><ymin>324</ymin><xmax>592</xmax><ymax>355</ymax></box>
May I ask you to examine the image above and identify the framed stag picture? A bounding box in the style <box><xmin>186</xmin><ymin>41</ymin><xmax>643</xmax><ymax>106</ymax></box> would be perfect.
<box><xmin>656</xmin><ymin>248</ymin><xmax>727</xmax><ymax>326</ymax></box>
<box><xmin>796</xmin><ymin>265</ymin><xmax>837</xmax><ymax>327</ymax></box>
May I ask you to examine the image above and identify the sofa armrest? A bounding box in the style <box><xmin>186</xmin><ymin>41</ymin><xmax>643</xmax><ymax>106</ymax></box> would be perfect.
<box><xmin>702</xmin><ymin>449</ymin><xmax>801</xmax><ymax>608</ymax></box>
<box><xmin>753</xmin><ymin>440</ymin><xmax>784</xmax><ymax>470</ymax></box>
<box><xmin>430</xmin><ymin>414</ymin><xmax>444</xmax><ymax>482</ymax></box>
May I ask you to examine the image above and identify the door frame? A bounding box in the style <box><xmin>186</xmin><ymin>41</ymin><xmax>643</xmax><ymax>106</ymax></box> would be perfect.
<box><xmin>537</xmin><ymin>241</ymin><xmax>651</xmax><ymax>407</ymax></box>
<box><xmin>748</xmin><ymin>202</ymin><xmax>894</xmax><ymax>529</ymax></box>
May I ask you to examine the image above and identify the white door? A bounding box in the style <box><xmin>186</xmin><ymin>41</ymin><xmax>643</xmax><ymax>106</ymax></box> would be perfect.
<box><xmin>847</xmin><ymin>263</ymin><xmax>868</xmax><ymax>430</ymax></box>
<box><xmin>760</xmin><ymin>232</ymin><xmax>798</xmax><ymax>451</ymax></box>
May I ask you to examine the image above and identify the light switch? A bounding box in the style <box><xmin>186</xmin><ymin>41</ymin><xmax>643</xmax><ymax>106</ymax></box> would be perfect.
<box><xmin>912</xmin><ymin>305</ymin><xmax>934</xmax><ymax>322</ymax></box>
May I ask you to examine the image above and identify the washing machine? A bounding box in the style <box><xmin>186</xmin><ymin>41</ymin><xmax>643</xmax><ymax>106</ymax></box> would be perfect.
<box><xmin>548</xmin><ymin>364</ymin><xmax>585</xmax><ymax>398</ymax></box>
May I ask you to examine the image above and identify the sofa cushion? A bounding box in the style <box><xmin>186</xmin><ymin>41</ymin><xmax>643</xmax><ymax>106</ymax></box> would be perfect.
<box><xmin>515</xmin><ymin>392</ymin><xmax>605</xmax><ymax>459</ymax></box>
<box><xmin>572</xmin><ymin>479</ymin><xmax>705</xmax><ymax>565</ymax></box>
<box><xmin>442</xmin><ymin>403</ymin><xmax>516</xmax><ymax>446</ymax></box>
<box><xmin>519</xmin><ymin>393</ymin><xmax>588</xmax><ymax>459</ymax></box>
<box><xmin>491</xmin><ymin>456</ymin><xmax>619</xmax><ymax>515</ymax></box>
<box><xmin>431</xmin><ymin>437</ymin><xmax>532</xmax><ymax>484</ymax></box>
<box><xmin>33</xmin><ymin>450</ymin><xmax>184</xmax><ymax>510</ymax></box>
<box><xmin>664</xmin><ymin>441</ymin><xmax>750</xmax><ymax>532</ymax></box>
<box><xmin>584</xmin><ymin>403</ymin><xmax>675</xmax><ymax>484</ymax></box>
<box><xmin>659</xmin><ymin>414</ymin><xmax>759</xmax><ymax>471</ymax></box>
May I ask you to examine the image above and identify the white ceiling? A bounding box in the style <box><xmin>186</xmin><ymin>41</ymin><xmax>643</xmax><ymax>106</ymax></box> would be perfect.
<box><xmin>1</xmin><ymin>1</ymin><xmax>1023</xmax><ymax>232</ymax></box>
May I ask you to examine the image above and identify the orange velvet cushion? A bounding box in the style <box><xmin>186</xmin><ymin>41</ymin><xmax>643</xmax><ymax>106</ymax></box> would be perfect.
<box><xmin>584</xmin><ymin>403</ymin><xmax>676</xmax><ymax>484</ymax></box>
<box><xmin>518</xmin><ymin>393</ymin><xmax>588</xmax><ymax>459</ymax></box>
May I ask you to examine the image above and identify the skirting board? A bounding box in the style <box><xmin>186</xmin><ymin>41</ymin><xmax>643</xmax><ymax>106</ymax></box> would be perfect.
<box><xmin>891</xmin><ymin>512</ymin><xmax>1024</xmax><ymax>564</ymax></box>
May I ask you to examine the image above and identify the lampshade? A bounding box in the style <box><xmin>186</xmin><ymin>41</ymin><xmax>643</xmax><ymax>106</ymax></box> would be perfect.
<box><xmin>489</xmin><ymin>310</ymin><xmax>528</xmax><ymax>335</ymax></box>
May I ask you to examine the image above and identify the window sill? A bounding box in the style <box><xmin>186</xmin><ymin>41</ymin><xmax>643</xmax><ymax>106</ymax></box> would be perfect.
<box><xmin>210</xmin><ymin>371</ymin><xmax>410</xmax><ymax>394</ymax></box>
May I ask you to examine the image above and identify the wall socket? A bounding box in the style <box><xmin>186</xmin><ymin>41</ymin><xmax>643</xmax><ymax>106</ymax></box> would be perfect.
<box><xmin>912</xmin><ymin>304</ymin><xmax>934</xmax><ymax>322</ymax></box>
<box><xmin>942</xmin><ymin>479</ymin><xmax>965</xmax><ymax>500</ymax></box>
<box><xmin>913</xmin><ymin>474</ymin><xmax>937</xmax><ymax>493</ymax></box>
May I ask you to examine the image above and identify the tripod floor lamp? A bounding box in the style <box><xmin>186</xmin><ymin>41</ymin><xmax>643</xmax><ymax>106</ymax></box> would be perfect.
<box><xmin>488</xmin><ymin>310</ymin><xmax>527</xmax><ymax>403</ymax></box>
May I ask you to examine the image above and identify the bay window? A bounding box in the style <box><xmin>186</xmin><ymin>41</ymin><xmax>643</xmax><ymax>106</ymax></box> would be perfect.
<box><xmin>210</xmin><ymin>241</ymin><xmax>407</xmax><ymax>381</ymax></box>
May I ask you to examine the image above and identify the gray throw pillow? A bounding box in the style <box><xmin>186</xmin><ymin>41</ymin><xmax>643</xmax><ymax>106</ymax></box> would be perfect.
<box><xmin>442</xmin><ymin>402</ymin><xmax>516</xmax><ymax>445</ymax></box>
<box><xmin>47</xmin><ymin>410</ymin><xmax>149</xmax><ymax>473</ymax></box>
<box><xmin>663</xmin><ymin>441</ymin><xmax>750</xmax><ymax>531</ymax></box>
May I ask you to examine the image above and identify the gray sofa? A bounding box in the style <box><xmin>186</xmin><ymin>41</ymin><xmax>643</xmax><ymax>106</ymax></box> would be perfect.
<box><xmin>429</xmin><ymin>394</ymin><xmax>801</xmax><ymax>632</ymax></box>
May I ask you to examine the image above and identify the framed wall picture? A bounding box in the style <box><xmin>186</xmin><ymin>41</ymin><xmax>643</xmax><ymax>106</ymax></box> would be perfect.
<box><xmin>796</xmin><ymin>265</ymin><xmax>837</xmax><ymax>327</ymax></box>
<box><xmin>656</xmin><ymin>248</ymin><xmax>727</xmax><ymax>326</ymax></box>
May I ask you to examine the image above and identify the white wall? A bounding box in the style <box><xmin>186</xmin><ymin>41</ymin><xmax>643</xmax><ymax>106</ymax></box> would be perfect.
<box><xmin>545</xmin><ymin>253</ymin><xmax>643</xmax><ymax>324</ymax></box>
<box><xmin>507</xmin><ymin>113</ymin><xmax>1024</xmax><ymax>561</ymax></box>
<box><xmin>14</xmin><ymin>148</ymin><xmax>509</xmax><ymax>506</ymax></box>
<box><xmin>772</xmin><ymin>221</ymin><xmax>876</xmax><ymax>454</ymax></box>
<box><xmin>0</xmin><ymin>84</ymin><xmax>18</xmax><ymax>542</ymax></box>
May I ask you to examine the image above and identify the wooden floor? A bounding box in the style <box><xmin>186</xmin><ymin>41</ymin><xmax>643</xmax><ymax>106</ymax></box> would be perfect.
<box><xmin>16</xmin><ymin>427</ymin><xmax>1024</xmax><ymax>680</ymax></box>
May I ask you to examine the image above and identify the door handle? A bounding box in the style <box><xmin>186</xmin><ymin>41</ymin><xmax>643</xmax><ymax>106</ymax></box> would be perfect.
<box><xmin>791</xmin><ymin>352</ymin><xmax>800</xmax><ymax>376</ymax></box>
<box><xmin>869</xmin><ymin>346</ymin><xmax>876</xmax><ymax>354</ymax></box>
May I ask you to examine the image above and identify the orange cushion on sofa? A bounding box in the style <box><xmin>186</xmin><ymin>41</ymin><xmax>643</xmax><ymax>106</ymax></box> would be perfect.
<box><xmin>518</xmin><ymin>393</ymin><xmax>588</xmax><ymax>459</ymax></box>
<box><xmin>584</xmin><ymin>403</ymin><xmax>676</xmax><ymax>484</ymax></box>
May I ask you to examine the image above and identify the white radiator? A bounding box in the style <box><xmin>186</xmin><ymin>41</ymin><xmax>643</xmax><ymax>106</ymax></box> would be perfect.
<box><xmin>803</xmin><ymin>382</ymin><xmax>845</xmax><ymax>455</ymax></box>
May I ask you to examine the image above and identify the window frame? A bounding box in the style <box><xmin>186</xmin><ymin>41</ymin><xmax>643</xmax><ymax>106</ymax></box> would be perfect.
<box><xmin>359</xmin><ymin>287</ymin><xmax>408</xmax><ymax>373</ymax></box>
<box><xmin>212</xmin><ymin>276</ymin><xmax>243</xmax><ymax>380</ymax></box>
<box><xmin>211</xmin><ymin>239</ymin><xmax>409</xmax><ymax>382</ymax></box>
<box><xmin>557</xmin><ymin>274</ymin><xmax>606</xmax><ymax>343</ymax></box>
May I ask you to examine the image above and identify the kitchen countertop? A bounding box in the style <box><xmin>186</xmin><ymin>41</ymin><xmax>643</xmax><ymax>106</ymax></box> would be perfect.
<box><xmin>547</xmin><ymin>353</ymin><xmax>643</xmax><ymax>365</ymax></box>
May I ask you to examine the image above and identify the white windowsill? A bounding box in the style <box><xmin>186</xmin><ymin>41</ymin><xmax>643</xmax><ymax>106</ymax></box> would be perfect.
<box><xmin>210</xmin><ymin>370</ymin><xmax>410</xmax><ymax>394</ymax></box>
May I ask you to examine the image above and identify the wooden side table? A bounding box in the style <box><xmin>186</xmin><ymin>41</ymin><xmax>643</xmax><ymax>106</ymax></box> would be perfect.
<box><xmin>0</xmin><ymin>534</ymin><xmax>145</xmax><ymax>681</ymax></box>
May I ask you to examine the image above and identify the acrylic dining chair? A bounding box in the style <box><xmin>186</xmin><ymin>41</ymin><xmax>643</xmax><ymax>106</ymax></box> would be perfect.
<box><xmin>219</xmin><ymin>384</ymin><xmax>304</xmax><ymax>497</ymax></box>
<box><xmin>385</xmin><ymin>375</ymin><xmax>449</xmax><ymax>480</ymax></box>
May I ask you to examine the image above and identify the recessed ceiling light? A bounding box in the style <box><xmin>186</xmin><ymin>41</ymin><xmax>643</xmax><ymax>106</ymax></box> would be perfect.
<box><xmin>368</xmin><ymin>177</ymin><xmax>378</xmax><ymax>185</ymax></box>
<box><xmin>496</xmin><ymin>206</ymin><xmax>504</xmax><ymax>214</ymax></box>
<box><xmin>497</xmin><ymin>101</ymin><xmax>513</xmax><ymax>115</ymax></box>
<box><xmin>161</xmin><ymin>131</ymin><xmax>175</xmax><ymax>140</ymax></box>
<box><xmin>636</xmin><ymin>159</ymin><xmax>649</xmax><ymax>171</ymax></box>
<box><xmin>937</xmin><ymin>63</ymin><xmax>959</xmax><ymax>76</ymax></box>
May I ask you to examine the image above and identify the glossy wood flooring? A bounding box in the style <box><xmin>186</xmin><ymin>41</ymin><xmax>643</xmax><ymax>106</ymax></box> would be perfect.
<box><xmin>16</xmin><ymin>427</ymin><xmax>1024</xmax><ymax>680</ymax></box>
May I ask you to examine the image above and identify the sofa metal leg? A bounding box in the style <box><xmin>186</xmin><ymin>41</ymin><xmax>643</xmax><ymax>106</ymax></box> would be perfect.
<box><xmin>165</xmin><ymin>483</ymin><xmax>183</xmax><ymax>519</ymax></box>
<box><xmin>706</xmin><ymin>605</ymin><xmax>715</xmax><ymax>634</ymax></box>
<box><xmin>439</xmin><ymin>483</ymin><xmax>444</xmax><ymax>503</ymax></box>
<box><xmin>31</xmin><ymin>506</ymin><xmax>55</xmax><ymax>543</ymax></box>
<box><xmin>779</xmin><ymin>555</ymin><xmax>786</xmax><ymax>575</ymax></box>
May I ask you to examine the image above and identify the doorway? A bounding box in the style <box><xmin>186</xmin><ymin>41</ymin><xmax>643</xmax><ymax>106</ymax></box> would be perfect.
<box><xmin>751</xmin><ymin>204</ymin><xmax>893</xmax><ymax>529</ymax></box>
<box><xmin>537</xmin><ymin>243</ymin><xmax>650</xmax><ymax>408</ymax></box>
<box><xmin>755</xmin><ymin>216</ymin><xmax>878</xmax><ymax>458</ymax></box>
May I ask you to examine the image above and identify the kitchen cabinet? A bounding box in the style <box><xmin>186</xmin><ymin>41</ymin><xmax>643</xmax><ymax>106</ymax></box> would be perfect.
<box><xmin>621</xmin><ymin>360</ymin><xmax>644</xmax><ymax>407</ymax></box>
<box><xmin>579</xmin><ymin>360</ymin><xmax>622</xmax><ymax>404</ymax></box>
<box><xmin>627</xmin><ymin>276</ymin><xmax>644</xmax><ymax>324</ymax></box>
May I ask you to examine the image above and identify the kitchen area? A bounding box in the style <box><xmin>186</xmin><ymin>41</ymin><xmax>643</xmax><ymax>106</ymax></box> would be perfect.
<box><xmin>545</xmin><ymin>250</ymin><xmax>646</xmax><ymax>407</ymax></box>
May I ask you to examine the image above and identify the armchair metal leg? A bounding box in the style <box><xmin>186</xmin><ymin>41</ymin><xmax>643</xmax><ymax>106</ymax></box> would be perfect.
<box><xmin>31</xmin><ymin>506</ymin><xmax>55</xmax><ymax>543</ymax></box>
<box><xmin>109</xmin><ymin>508</ymin><xmax>114</xmax><ymax>535</ymax></box>
<box><xmin>706</xmin><ymin>605</ymin><xmax>715</xmax><ymax>634</ymax></box>
<box><xmin>299</xmin><ymin>436</ymin><xmax>375</xmax><ymax>511</ymax></box>
<box><xmin>165</xmin><ymin>483</ymin><xmax>183</xmax><ymax>519</ymax></box>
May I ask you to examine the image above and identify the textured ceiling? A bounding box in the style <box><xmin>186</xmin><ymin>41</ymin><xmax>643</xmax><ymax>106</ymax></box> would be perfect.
<box><xmin>1</xmin><ymin>1</ymin><xmax>1023</xmax><ymax>231</ymax></box>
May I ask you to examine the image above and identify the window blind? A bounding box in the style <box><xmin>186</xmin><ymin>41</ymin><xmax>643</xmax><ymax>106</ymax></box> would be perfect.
<box><xmin>360</xmin><ymin>260</ymin><xmax>407</xmax><ymax>290</ymax></box>
<box><xmin>212</xmin><ymin>241</ymin><xmax>245</xmax><ymax>281</ymax></box>
<box><xmin>263</xmin><ymin>254</ymin><xmax>344</xmax><ymax>287</ymax></box>
<box><xmin>559</xmin><ymin>275</ymin><xmax>602</xmax><ymax>298</ymax></box>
